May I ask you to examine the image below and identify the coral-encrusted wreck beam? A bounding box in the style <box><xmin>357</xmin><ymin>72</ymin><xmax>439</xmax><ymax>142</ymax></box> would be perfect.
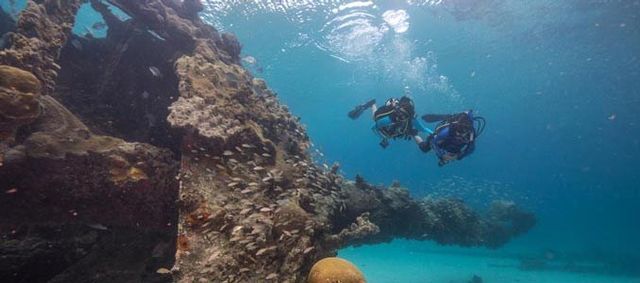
<box><xmin>336</xmin><ymin>176</ymin><xmax>536</xmax><ymax>249</ymax></box>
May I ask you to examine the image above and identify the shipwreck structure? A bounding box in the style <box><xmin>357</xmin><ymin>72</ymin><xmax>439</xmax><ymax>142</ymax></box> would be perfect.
<box><xmin>0</xmin><ymin>1</ymin><xmax>535</xmax><ymax>282</ymax></box>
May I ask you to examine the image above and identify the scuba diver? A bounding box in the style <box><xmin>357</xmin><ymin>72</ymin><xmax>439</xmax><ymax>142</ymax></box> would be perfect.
<box><xmin>421</xmin><ymin>111</ymin><xmax>486</xmax><ymax>166</ymax></box>
<box><xmin>348</xmin><ymin>96</ymin><xmax>432</xmax><ymax>150</ymax></box>
<box><xmin>349</xmin><ymin>96</ymin><xmax>486</xmax><ymax>166</ymax></box>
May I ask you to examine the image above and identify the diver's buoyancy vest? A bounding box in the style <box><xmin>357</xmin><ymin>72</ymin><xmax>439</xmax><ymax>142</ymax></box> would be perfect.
<box><xmin>373</xmin><ymin>105</ymin><xmax>413</xmax><ymax>139</ymax></box>
<box><xmin>432</xmin><ymin>112</ymin><xmax>476</xmax><ymax>158</ymax></box>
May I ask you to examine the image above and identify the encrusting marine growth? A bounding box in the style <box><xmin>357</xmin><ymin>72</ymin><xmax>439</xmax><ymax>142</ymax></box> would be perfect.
<box><xmin>0</xmin><ymin>1</ymin><xmax>535</xmax><ymax>282</ymax></box>
<box><xmin>0</xmin><ymin>65</ymin><xmax>42</xmax><ymax>141</ymax></box>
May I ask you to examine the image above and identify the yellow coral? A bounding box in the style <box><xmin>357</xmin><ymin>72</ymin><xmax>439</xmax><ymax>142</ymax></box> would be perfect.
<box><xmin>110</xmin><ymin>166</ymin><xmax>149</xmax><ymax>185</ymax></box>
<box><xmin>0</xmin><ymin>65</ymin><xmax>42</xmax><ymax>94</ymax></box>
<box><xmin>127</xmin><ymin>167</ymin><xmax>148</xmax><ymax>182</ymax></box>
<box><xmin>0</xmin><ymin>65</ymin><xmax>42</xmax><ymax>119</ymax></box>
<box><xmin>307</xmin><ymin>257</ymin><xmax>366</xmax><ymax>283</ymax></box>
<box><xmin>0</xmin><ymin>65</ymin><xmax>42</xmax><ymax>140</ymax></box>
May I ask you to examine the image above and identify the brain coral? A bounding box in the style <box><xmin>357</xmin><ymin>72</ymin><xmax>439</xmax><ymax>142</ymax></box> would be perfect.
<box><xmin>307</xmin><ymin>257</ymin><xmax>366</xmax><ymax>283</ymax></box>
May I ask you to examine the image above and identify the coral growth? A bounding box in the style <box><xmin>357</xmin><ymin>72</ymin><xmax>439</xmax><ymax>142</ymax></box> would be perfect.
<box><xmin>0</xmin><ymin>0</ymin><xmax>84</xmax><ymax>95</ymax></box>
<box><xmin>307</xmin><ymin>257</ymin><xmax>366</xmax><ymax>283</ymax></box>
<box><xmin>0</xmin><ymin>65</ymin><xmax>42</xmax><ymax>141</ymax></box>
<box><xmin>336</xmin><ymin>177</ymin><xmax>535</xmax><ymax>248</ymax></box>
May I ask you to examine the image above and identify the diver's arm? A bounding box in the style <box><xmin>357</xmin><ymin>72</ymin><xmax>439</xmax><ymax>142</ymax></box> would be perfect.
<box><xmin>412</xmin><ymin>118</ymin><xmax>433</xmax><ymax>152</ymax></box>
<box><xmin>413</xmin><ymin>117</ymin><xmax>433</xmax><ymax>134</ymax></box>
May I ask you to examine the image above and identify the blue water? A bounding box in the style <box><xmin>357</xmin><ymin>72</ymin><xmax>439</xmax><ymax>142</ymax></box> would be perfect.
<box><xmin>0</xmin><ymin>0</ymin><xmax>25</xmax><ymax>19</ymax></box>
<box><xmin>202</xmin><ymin>0</ymin><xmax>640</xmax><ymax>280</ymax></box>
<box><xmin>3</xmin><ymin>0</ymin><xmax>639</xmax><ymax>281</ymax></box>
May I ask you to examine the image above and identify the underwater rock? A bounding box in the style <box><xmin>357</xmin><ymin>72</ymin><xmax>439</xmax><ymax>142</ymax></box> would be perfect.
<box><xmin>307</xmin><ymin>257</ymin><xmax>366</xmax><ymax>283</ymax></box>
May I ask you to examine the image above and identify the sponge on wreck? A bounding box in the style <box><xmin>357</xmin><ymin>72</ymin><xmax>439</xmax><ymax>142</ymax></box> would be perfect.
<box><xmin>307</xmin><ymin>257</ymin><xmax>366</xmax><ymax>283</ymax></box>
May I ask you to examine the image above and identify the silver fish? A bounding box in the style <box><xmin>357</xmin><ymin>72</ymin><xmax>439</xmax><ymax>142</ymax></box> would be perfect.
<box><xmin>87</xmin><ymin>223</ymin><xmax>108</xmax><ymax>230</ymax></box>
<box><xmin>149</xmin><ymin>66</ymin><xmax>162</xmax><ymax>77</ymax></box>
<box><xmin>147</xmin><ymin>30</ymin><xmax>167</xmax><ymax>41</ymax></box>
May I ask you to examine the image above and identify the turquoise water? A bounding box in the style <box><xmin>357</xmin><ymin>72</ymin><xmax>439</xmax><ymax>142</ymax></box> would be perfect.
<box><xmin>203</xmin><ymin>0</ymin><xmax>640</xmax><ymax>282</ymax></box>
<box><xmin>3</xmin><ymin>0</ymin><xmax>639</xmax><ymax>282</ymax></box>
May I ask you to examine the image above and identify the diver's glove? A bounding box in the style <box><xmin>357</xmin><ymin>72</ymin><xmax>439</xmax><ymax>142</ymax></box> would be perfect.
<box><xmin>419</xmin><ymin>141</ymin><xmax>431</xmax><ymax>153</ymax></box>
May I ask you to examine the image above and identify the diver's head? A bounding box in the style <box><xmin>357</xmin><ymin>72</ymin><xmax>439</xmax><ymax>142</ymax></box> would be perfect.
<box><xmin>399</xmin><ymin>96</ymin><xmax>411</xmax><ymax>103</ymax></box>
<box><xmin>398</xmin><ymin>96</ymin><xmax>415</xmax><ymax>116</ymax></box>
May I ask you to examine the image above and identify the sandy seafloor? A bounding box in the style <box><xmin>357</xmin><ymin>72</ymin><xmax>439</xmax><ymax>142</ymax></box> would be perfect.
<box><xmin>340</xmin><ymin>241</ymin><xmax>640</xmax><ymax>283</ymax></box>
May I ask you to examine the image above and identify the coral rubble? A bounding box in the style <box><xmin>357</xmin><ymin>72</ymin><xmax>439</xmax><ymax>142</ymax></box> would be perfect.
<box><xmin>0</xmin><ymin>1</ymin><xmax>536</xmax><ymax>282</ymax></box>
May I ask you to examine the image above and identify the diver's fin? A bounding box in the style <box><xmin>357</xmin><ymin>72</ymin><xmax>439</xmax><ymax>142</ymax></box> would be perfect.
<box><xmin>348</xmin><ymin>105</ymin><xmax>366</xmax><ymax>119</ymax></box>
<box><xmin>362</xmin><ymin>99</ymin><xmax>376</xmax><ymax>109</ymax></box>
<box><xmin>422</xmin><ymin>114</ymin><xmax>452</xmax><ymax>123</ymax></box>
<box><xmin>348</xmin><ymin>99</ymin><xmax>376</xmax><ymax>120</ymax></box>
